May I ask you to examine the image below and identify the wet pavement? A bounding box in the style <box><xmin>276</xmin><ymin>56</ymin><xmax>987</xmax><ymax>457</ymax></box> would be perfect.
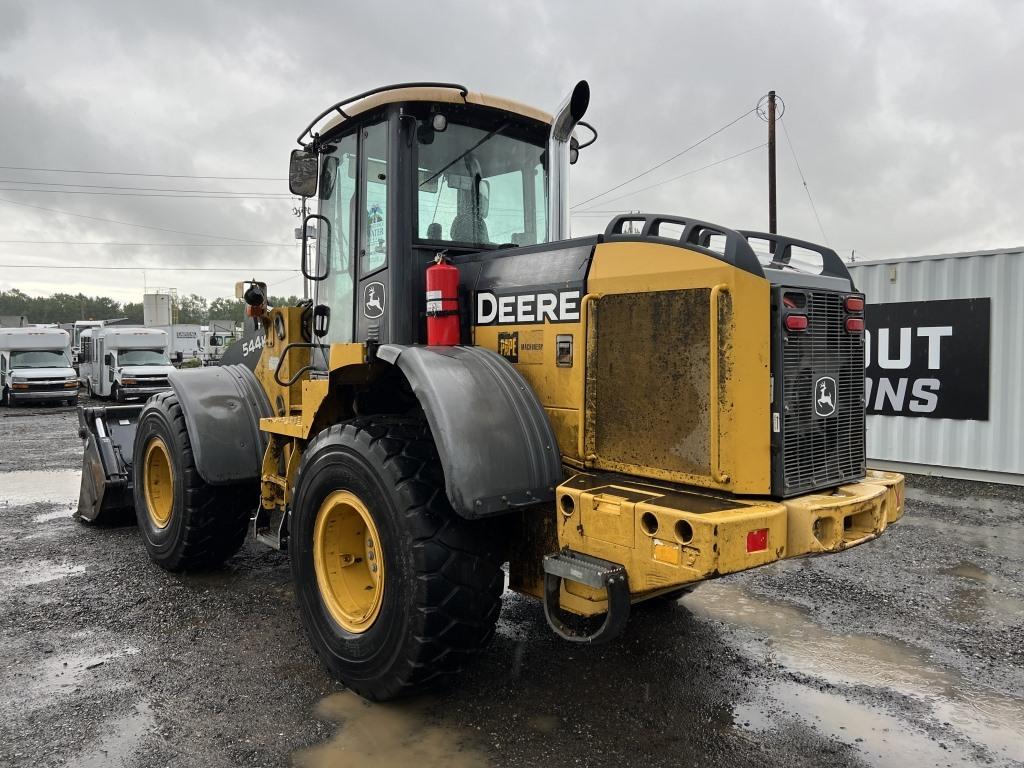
<box><xmin>1</xmin><ymin>400</ymin><xmax>1022</xmax><ymax>767</ymax></box>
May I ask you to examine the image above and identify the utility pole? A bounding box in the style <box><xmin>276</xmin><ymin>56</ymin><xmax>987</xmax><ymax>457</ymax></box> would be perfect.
<box><xmin>767</xmin><ymin>90</ymin><xmax>777</xmax><ymax>236</ymax></box>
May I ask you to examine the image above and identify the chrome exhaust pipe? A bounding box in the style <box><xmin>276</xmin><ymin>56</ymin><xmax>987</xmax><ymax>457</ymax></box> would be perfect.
<box><xmin>548</xmin><ymin>80</ymin><xmax>590</xmax><ymax>242</ymax></box>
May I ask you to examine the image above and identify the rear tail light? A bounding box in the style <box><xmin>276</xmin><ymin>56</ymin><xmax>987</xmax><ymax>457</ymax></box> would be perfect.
<box><xmin>784</xmin><ymin>314</ymin><xmax>808</xmax><ymax>332</ymax></box>
<box><xmin>747</xmin><ymin>528</ymin><xmax>768</xmax><ymax>553</ymax></box>
<box><xmin>846</xmin><ymin>317</ymin><xmax>865</xmax><ymax>333</ymax></box>
<box><xmin>845</xmin><ymin>296</ymin><xmax>864</xmax><ymax>312</ymax></box>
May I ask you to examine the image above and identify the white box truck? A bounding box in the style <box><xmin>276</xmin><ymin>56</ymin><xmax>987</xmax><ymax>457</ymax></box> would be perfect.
<box><xmin>80</xmin><ymin>327</ymin><xmax>174</xmax><ymax>401</ymax></box>
<box><xmin>150</xmin><ymin>324</ymin><xmax>203</xmax><ymax>366</ymax></box>
<box><xmin>0</xmin><ymin>327</ymin><xmax>79</xmax><ymax>407</ymax></box>
<box><xmin>199</xmin><ymin>325</ymin><xmax>238</xmax><ymax>365</ymax></box>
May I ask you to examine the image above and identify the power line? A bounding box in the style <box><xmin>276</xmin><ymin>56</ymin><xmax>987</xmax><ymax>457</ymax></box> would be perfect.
<box><xmin>0</xmin><ymin>164</ymin><xmax>285</xmax><ymax>181</ymax></box>
<box><xmin>573</xmin><ymin>143</ymin><xmax>766</xmax><ymax>212</ymax></box>
<box><xmin>0</xmin><ymin>197</ymin><xmax>288</xmax><ymax>245</ymax></box>
<box><xmin>0</xmin><ymin>188</ymin><xmax>293</xmax><ymax>200</ymax></box>
<box><xmin>0</xmin><ymin>178</ymin><xmax>290</xmax><ymax>195</ymax></box>
<box><xmin>0</xmin><ymin>240</ymin><xmax>292</xmax><ymax>247</ymax></box>
<box><xmin>1</xmin><ymin>262</ymin><xmax>299</xmax><ymax>272</ymax></box>
<box><xmin>780</xmin><ymin>118</ymin><xmax>829</xmax><ymax>245</ymax></box>
<box><xmin>571</xmin><ymin>107</ymin><xmax>756</xmax><ymax>210</ymax></box>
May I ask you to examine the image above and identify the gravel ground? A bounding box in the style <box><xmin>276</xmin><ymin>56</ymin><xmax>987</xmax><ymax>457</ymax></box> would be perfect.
<box><xmin>0</xmin><ymin>397</ymin><xmax>1021</xmax><ymax>767</ymax></box>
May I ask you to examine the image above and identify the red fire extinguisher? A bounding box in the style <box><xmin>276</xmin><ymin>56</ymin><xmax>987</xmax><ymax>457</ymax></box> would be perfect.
<box><xmin>426</xmin><ymin>252</ymin><xmax>460</xmax><ymax>346</ymax></box>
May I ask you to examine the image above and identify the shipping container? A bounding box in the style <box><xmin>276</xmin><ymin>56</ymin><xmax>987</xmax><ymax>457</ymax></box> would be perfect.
<box><xmin>848</xmin><ymin>247</ymin><xmax>1023</xmax><ymax>485</ymax></box>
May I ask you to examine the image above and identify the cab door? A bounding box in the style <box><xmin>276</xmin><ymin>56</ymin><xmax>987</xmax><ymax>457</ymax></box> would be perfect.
<box><xmin>313</xmin><ymin>131</ymin><xmax>358</xmax><ymax>353</ymax></box>
<box><xmin>353</xmin><ymin>120</ymin><xmax>391</xmax><ymax>345</ymax></box>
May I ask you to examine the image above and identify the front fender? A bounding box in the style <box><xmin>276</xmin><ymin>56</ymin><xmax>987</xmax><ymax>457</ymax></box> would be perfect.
<box><xmin>377</xmin><ymin>345</ymin><xmax>562</xmax><ymax>518</ymax></box>
<box><xmin>167</xmin><ymin>364</ymin><xmax>272</xmax><ymax>485</ymax></box>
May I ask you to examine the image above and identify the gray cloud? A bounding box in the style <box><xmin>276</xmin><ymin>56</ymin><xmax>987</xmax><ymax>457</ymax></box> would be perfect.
<box><xmin>1</xmin><ymin>0</ymin><xmax>1020</xmax><ymax>302</ymax></box>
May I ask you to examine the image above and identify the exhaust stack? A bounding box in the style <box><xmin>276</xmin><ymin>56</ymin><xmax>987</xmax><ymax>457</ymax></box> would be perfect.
<box><xmin>547</xmin><ymin>80</ymin><xmax>590</xmax><ymax>243</ymax></box>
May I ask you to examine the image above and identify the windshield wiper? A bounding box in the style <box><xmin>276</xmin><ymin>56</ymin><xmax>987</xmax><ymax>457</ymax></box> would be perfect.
<box><xmin>420</xmin><ymin>123</ymin><xmax>509</xmax><ymax>188</ymax></box>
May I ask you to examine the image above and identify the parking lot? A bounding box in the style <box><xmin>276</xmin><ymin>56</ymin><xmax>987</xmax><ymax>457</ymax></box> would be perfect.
<box><xmin>1</xmin><ymin>399</ymin><xmax>1022</xmax><ymax>768</ymax></box>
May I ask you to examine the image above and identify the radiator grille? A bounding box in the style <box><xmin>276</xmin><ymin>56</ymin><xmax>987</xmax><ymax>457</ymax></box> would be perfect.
<box><xmin>775</xmin><ymin>289</ymin><xmax>865</xmax><ymax>496</ymax></box>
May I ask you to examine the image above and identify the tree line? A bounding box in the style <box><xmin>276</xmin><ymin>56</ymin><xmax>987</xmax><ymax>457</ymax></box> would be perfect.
<box><xmin>0</xmin><ymin>289</ymin><xmax>302</xmax><ymax>326</ymax></box>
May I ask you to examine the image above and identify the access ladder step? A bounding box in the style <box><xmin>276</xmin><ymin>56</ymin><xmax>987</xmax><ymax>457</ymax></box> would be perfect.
<box><xmin>543</xmin><ymin>550</ymin><xmax>626</xmax><ymax>589</ymax></box>
<box><xmin>542</xmin><ymin>550</ymin><xmax>630</xmax><ymax>644</ymax></box>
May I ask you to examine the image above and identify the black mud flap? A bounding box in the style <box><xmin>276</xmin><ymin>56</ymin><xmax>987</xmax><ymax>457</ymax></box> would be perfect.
<box><xmin>75</xmin><ymin>405</ymin><xmax>143</xmax><ymax>524</ymax></box>
<box><xmin>542</xmin><ymin>550</ymin><xmax>630</xmax><ymax>644</ymax></box>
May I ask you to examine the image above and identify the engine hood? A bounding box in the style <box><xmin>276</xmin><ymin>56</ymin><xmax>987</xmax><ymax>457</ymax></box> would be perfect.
<box><xmin>10</xmin><ymin>367</ymin><xmax>76</xmax><ymax>381</ymax></box>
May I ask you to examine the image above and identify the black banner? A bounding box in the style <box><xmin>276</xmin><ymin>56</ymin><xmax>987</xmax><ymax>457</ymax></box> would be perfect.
<box><xmin>865</xmin><ymin>298</ymin><xmax>990</xmax><ymax>420</ymax></box>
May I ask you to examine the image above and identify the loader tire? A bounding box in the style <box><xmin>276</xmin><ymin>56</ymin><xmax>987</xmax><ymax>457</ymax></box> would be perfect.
<box><xmin>133</xmin><ymin>391</ymin><xmax>256</xmax><ymax>571</ymax></box>
<box><xmin>291</xmin><ymin>416</ymin><xmax>504</xmax><ymax>701</ymax></box>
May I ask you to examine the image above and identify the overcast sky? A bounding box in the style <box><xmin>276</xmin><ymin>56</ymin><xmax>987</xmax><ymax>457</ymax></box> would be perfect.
<box><xmin>2</xmin><ymin>0</ymin><xmax>1021</xmax><ymax>304</ymax></box>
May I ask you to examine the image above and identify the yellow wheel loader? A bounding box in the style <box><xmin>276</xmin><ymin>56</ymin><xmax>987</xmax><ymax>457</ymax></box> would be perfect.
<box><xmin>76</xmin><ymin>81</ymin><xmax>904</xmax><ymax>701</ymax></box>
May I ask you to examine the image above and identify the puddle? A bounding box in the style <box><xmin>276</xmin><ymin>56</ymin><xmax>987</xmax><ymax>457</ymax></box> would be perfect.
<box><xmin>939</xmin><ymin>561</ymin><xmax>991</xmax><ymax>582</ymax></box>
<box><xmin>293</xmin><ymin>691</ymin><xmax>489</xmax><ymax>768</ymax></box>
<box><xmin>4</xmin><ymin>560</ymin><xmax>86</xmax><ymax>586</ymax></box>
<box><xmin>900</xmin><ymin>515</ymin><xmax>1024</xmax><ymax>560</ymax></box>
<box><xmin>0</xmin><ymin>469</ymin><xmax>81</xmax><ymax>505</ymax></box>
<box><xmin>32</xmin><ymin>506</ymin><xmax>75</xmax><ymax>523</ymax></box>
<box><xmin>685</xmin><ymin>582</ymin><xmax>1024</xmax><ymax>762</ymax></box>
<box><xmin>66</xmin><ymin>701</ymin><xmax>155</xmax><ymax>768</ymax></box>
<box><xmin>525</xmin><ymin>714</ymin><xmax>560</xmax><ymax>734</ymax></box>
<box><xmin>736</xmin><ymin>681</ymin><xmax>979</xmax><ymax>768</ymax></box>
<box><xmin>28</xmin><ymin>646</ymin><xmax>140</xmax><ymax>699</ymax></box>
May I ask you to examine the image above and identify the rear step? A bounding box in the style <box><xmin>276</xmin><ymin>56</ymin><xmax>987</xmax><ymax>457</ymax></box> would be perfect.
<box><xmin>542</xmin><ymin>550</ymin><xmax>630</xmax><ymax>644</ymax></box>
<box><xmin>76</xmin><ymin>404</ymin><xmax>143</xmax><ymax>524</ymax></box>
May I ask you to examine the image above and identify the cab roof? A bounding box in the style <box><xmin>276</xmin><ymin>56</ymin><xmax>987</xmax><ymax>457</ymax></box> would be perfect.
<box><xmin>299</xmin><ymin>82</ymin><xmax>553</xmax><ymax>147</ymax></box>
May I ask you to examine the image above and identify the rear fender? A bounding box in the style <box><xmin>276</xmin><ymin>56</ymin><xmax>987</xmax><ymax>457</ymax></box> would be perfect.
<box><xmin>167</xmin><ymin>364</ymin><xmax>272</xmax><ymax>485</ymax></box>
<box><xmin>376</xmin><ymin>344</ymin><xmax>562</xmax><ymax>518</ymax></box>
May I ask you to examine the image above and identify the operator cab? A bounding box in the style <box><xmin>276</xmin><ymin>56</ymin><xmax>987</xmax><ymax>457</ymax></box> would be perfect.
<box><xmin>289</xmin><ymin>83</ymin><xmax>591</xmax><ymax>351</ymax></box>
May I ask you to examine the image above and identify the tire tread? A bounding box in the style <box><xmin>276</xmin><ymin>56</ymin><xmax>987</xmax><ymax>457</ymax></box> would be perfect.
<box><xmin>297</xmin><ymin>415</ymin><xmax>503</xmax><ymax>698</ymax></box>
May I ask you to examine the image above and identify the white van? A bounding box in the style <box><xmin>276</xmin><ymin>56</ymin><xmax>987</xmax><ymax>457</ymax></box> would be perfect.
<box><xmin>80</xmin><ymin>327</ymin><xmax>174</xmax><ymax>401</ymax></box>
<box><xmin>0</xmin><ymin>328</ymin><xmax>78</xmax><ymax>406</ymax></box>
<box><xmin>72</xmin><ymin>319</ymin><xmax>105</xmax><ymax>365</ymax></box>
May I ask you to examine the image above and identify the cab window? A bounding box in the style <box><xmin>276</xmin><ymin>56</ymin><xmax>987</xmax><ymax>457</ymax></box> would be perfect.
<box><xmin>316</xmin><ymin>131</ymin><xmax>358</xmax><ymax>344</ymax></box>
<box><xmin>415</xmin><ymin>119</ymin><xmax>548</xmax><ymax>248</ymax></box>
<box><xmin>361</xmin><ymin>122</ymin><xmax>388</xmax><ymax>276</ymax></box>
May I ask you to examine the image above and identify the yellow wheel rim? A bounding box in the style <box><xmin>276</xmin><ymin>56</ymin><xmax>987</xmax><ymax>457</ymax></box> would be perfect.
<box><xmin>313</xmin><ymin>490</ymin><xmax>385</xmax><ymax>634</ymax></box>
<box><xmin>143</xmin><ymin>437</ymin><xmax>174</xmax><ymax>529</ymax></box>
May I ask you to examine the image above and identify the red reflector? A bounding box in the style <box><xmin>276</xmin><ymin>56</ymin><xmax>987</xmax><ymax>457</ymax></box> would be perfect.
<box><xmin>846</xmin><ymin>317</ymin><xmax>865</xmax><ymax>332</ymax></box>
<box><xmin>784</xmin><ymin>314</ymin><xmax>808</xmax><ymax>331</ymax></box>
<box><xmin>845</xmin><ymin>296</ymin><xmax>864</xmax><ymax>312</ymax></box>
<box><xmin>747</xmin><ymin>528</ymin><xmax>768</xmax><ymax>553</ymax></box>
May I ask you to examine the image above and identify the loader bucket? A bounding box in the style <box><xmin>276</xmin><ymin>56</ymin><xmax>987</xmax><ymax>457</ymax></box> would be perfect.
<box><xmin>76</xmin><ymin>404</ymin><xmax>143</xmax><ymax>524</ymax></box>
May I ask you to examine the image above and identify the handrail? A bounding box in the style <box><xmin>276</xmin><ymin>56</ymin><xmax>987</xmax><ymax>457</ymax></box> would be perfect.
<box><xmin>576</xmin><ymin>293</ymin><xmax>600</xmax><ymax>463</ymax></box>
<box><xmin>709</xmin><ymin>284</ymin><xmax>731</xmax><ymax>485</ymax></box>
<box><xmin>738</xmin><ymin>230</ymin><xmax>851</xmax><ymax>282</ymax></box>
<box><xmin>604</xmin><ymin>213</ymin><xmax>765</xmax><ymax>278</ymax></box>
<box><xmin>273</xmin><ymin>342</ymin><xmax>319</xmax><ymax>388</ymax></box>
<box><xmin>297</xmin><ymin>82</ymin><xmax>469</xmax><ymax>147</ymax></box>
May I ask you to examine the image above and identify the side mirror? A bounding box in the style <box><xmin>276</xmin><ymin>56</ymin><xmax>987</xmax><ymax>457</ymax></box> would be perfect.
<box><xmin>289</xmin><ymin>149</ymin><xmax>318</xmax><ymax>197</ymax></box>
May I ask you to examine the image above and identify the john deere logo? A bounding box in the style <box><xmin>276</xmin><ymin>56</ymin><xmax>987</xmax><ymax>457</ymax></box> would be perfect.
<box><xmin>363</xmin><ymin>282</ymin><xmax>385</xmax><ymax>319</ymax></box>
<box><xmin>814</xmin><ymin>376</ymin><xmax>837</xmax><ymax>417</ymax></box>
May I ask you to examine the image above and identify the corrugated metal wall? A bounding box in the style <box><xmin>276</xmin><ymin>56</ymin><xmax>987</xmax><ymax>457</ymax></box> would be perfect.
<box><xmin>849</xmin><ymin>249</ymin><xmax>1023</xmax><ymax>482</ymax></box>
